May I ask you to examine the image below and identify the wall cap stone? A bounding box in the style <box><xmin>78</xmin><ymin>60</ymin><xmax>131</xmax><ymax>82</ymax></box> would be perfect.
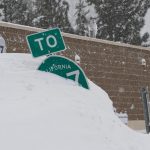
<box><xmin>0</xmin><ymin>21</ymin><xmax>150</xmax><ymax>51</ymax></box>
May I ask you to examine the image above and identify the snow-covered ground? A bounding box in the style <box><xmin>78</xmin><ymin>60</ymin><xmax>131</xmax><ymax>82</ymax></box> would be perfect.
<box><xmin>0</xmin><ymin>53</ymin><xmax>150</xmax><ymax>150</ymax></box>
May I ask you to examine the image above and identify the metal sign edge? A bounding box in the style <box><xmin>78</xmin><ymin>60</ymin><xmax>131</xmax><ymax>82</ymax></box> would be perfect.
<box><xmin>37</xmin><ymin>55</ymin><xmax>90</xmax><ymax>89</ymax></box>
<box><xmin>26</xmin><ymin>28</ymin><xmax>67</xmax><ymax>58</ymax></box>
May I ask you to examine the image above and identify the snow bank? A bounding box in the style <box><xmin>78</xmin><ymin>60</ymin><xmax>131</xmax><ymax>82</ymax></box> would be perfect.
<box><xmin>0</xmin><ymin>53</ymin><xmax>150</xmax><ymax>150</ymax></box>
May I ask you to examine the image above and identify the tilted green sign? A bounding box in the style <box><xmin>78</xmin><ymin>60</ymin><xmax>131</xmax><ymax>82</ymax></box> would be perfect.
<box><xmin>26</xmin><ymin>28</ymin><xmax>90</xmax><ymax>89</ymax></box>
<box><xmin>26</xmin><ymin>28</ymin><xmax>66</xmax><ymax>57</ymax></box>
<box><xmin>38</xmin><ymin>55</ymin><xmax>89</xmax><ymax>89</ymax></box>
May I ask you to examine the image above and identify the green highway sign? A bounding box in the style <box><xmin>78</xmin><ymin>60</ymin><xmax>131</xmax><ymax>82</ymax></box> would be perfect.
<box><xmin>38</xmin><ymin>55</ymin><xmax>89</xmax><ymax>89</ymax></box>
<box><xmin>26</xmin><ymin>28</ymin><xmax>66</xmax><ymax>57</ymax></box>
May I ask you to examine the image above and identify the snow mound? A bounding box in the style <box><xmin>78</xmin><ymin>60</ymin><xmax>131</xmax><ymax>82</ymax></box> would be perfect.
<box><xmin>0</xmin><ymin>53</ymin><xmax>150</xmax><ymax>150</ymax></box>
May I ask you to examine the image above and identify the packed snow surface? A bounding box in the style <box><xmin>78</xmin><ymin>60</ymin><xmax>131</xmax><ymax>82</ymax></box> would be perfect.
<box><xmin>0</xmin><ymin>53</ymin><xmax>150</xmax><ymax>150</ymax></box>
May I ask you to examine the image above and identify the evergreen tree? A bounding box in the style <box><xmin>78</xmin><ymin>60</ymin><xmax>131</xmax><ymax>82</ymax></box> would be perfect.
<box><xmin>142</xmin><ymin>32</ymin><xmax>150</xmax><ymax>47</ymax></box>
<box><xmin>86</xmin><ymin>0</ymin><xmax>150</xmax><ymax>45</ymax></box>
<box><xmin>74</xmin><ymin>0</ymin><xmax>89</xmax><ymax>36</ymax></box>
<box><xmin>25</xmin><ymin>0</ymin><xmax>36</xmax><ymax>26</ymax></box>
<box><xmin>33</xmin><ymin>0</ymin><xmax>73</xmax><ymax>33</ymax></box>
<box><xmin>0</xmin><ymin>0</ymin><xmax>30</xmax><ymax>25</ymax></box>
<box><xmin>0</xmin><ymin>0</ymin><xmax>6</xmax><ymax>21</ymax></box>
<box><xmin>0</xmin><ymin>5</ymin><xmax>3</xmax><ymax>20</ymax></box>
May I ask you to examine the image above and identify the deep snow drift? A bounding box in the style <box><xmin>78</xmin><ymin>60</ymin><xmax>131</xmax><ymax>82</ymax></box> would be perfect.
<box><xmin>0</xmin><ymin>53</ymin><xmax>150</xmax><ymax>150</ymax></box>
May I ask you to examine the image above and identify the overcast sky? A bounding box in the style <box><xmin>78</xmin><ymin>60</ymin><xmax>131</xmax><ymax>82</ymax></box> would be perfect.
<box><xmin>141</xmin><ymin>9</ymin><xmax>150</xmax><ymax>35</ymax></box>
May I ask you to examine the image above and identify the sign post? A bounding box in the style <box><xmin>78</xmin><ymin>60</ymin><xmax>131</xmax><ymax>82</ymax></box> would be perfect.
<box><xmin>141</xmin><ymin>87</ymin><xmax>150</xmax><ymax>134</ymax></box>
<box><xmin>26</xmin><ymin>28</ymin><xmax>66</xmax><ymax>57</ymax></box>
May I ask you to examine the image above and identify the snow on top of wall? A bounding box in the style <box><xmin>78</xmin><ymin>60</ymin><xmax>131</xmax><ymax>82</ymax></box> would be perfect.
<box><xmin>0</xmin><ymin>21</ymin><xmax>150</xmax><ymax>52</ymax></box>
<box><xmin>0</xmin><ymin>21</ymin><xmax>44</xmax><ymax>32</ymax></box>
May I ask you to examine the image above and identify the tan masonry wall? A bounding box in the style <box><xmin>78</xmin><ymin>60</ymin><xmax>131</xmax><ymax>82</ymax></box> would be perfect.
<box><xmin>1</xmin><ymin>21</ymin><xmax>150</xmax><ymax>120</ymax></box>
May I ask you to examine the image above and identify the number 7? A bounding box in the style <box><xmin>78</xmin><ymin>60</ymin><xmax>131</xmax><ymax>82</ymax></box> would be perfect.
<box><xmin>66</xmin><ymin>70</ymin><xmax>80</xmax><ymax>83</ymax></box>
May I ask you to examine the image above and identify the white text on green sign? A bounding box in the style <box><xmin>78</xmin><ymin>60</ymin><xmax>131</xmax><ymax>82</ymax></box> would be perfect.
<box><xmin>26</xmin><ymin>28</ymin><xmax>66</xmax><ymax>57</ymax></box>
<box><xmin>38</xmin><ymin>56</ymin><xmax>89</xmax><ymax>89</ymax></box>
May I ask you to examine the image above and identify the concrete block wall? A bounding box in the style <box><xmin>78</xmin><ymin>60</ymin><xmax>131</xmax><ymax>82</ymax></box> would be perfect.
<box><xmin>1</xmin><ymin>21</ymin><xmax>150</xmax><ymax>120</ymax></box>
